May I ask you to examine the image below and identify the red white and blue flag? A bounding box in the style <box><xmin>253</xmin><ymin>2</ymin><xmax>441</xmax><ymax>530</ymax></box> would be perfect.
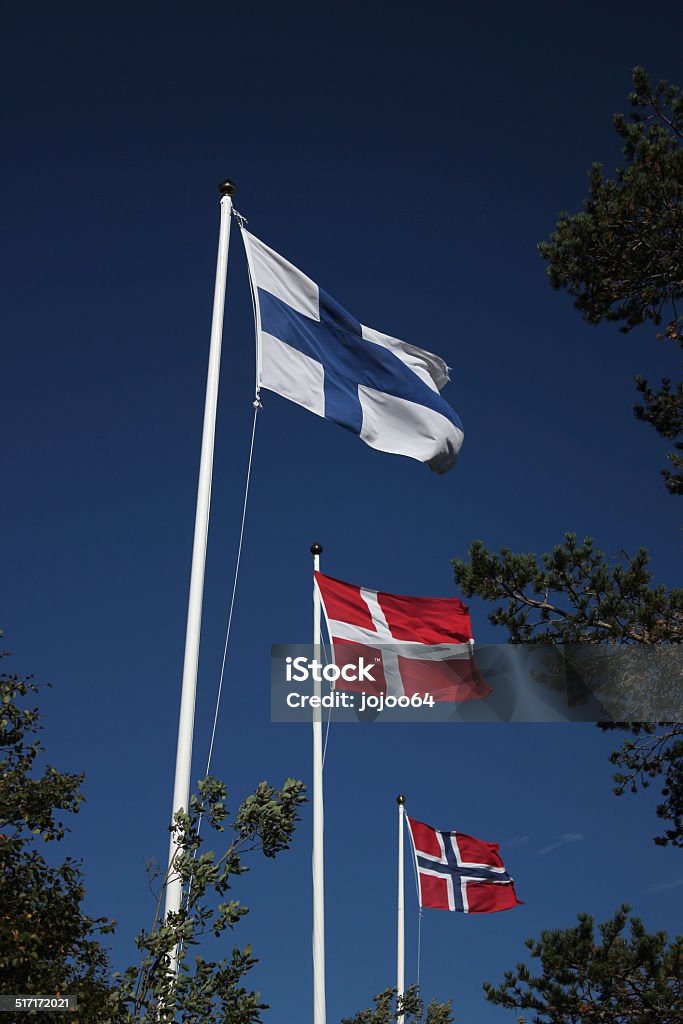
<box><xmin>314</xmin><ymin>571</ymin><xmax>491</xmax><ymax>702</ymax></box>
<box><xmin>407</xmin><ymin>817</ymin><xmax>522</xmax><ymax>914</ymax></box>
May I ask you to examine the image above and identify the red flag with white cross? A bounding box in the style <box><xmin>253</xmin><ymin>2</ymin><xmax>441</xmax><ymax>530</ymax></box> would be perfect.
<box><xmin>314</xmin><ymin>571</ymin><xmax>491</xmax><ymax>702</ymax></box>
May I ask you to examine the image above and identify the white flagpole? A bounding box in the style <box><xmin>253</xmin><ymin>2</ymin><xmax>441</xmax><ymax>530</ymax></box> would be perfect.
<box><xmin>164</xmin><ymin>179</ymin><xmax>236</xmax><ymax>958</ymax></box>
<box><xmin>396</xmin><ymin>794</ymin><xmax>406</xmax><ymax>1024</ymax></box>
<box><xmin>311</xmin><ymin>542</ymin><xmax>326</xmax><ymax>1024</ymax></box>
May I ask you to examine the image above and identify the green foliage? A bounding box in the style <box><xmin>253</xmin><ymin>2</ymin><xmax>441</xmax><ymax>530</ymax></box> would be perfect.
<box><xmin>342</xmin><ymin>985</ymin><xmax>453</xmax><ymax>1024</ymax></box>
<box><xmin>114</xmin><ymin>775</ymin><xmax>307</xmax><ymax>1023</ymax></box>
<box><xmin>633</xmin><ymin>376</ymin><xmax>683</xmax><ymax>494</ymax></box>
<box><xmin>0</xmin><ymin>665</ymin><xmax>118</xmax><ymax>1023</ymax></box>
<box><xmin>600</xmin><ymin>722</ymin><xmax>683</xmax><ymax>848</ymax></box>
<box><xmin>452</xmin><ymin>534</ymin><xmax>683</xmax><ymax>644</ymax></box>
<box><xmin>452</xmin><ymin>533</ymin><xmax>683</xmax><ymax>827</ymax></box>
<box><xmin>453</xmin><ymin>537</ymin><xmax>683</xmax><ymax>845</ymax></box>
<box><xmin>484</xmin><ymin>906</ymin><xmax>683</xmax><ymax>1023</ymax></box>
<box><xmin>455</xmin><ymin>70</ymin><xmax>683</xmax><ymax>847</ymax></box>
<box><xmin>539</xmin><ymin>67</ymin><xmax>683</xmax><ymax>336</ymax></box>
<box><xmin>1</xmin><ymin>650</ymin><xmax>307</xmax><ymax>1023</ymax></box>
<box><xmin>539</xmin><ymin>67</ymin><xmax>683</xmax><ymax>493</ymax></box>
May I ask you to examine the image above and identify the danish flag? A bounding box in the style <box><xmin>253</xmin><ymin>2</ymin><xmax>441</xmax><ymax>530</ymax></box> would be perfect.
<box><xmin>314</xmin><ymin>571</ymin><xmax>491</xmax><ymax>702</ymax></box>
<box><xmin>407</xmin><ymin>817</ymin><xmax>522</xmax><ymax>914</ymax></box>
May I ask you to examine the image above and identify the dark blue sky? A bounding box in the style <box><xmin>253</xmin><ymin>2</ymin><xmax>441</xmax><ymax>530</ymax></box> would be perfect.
<box><xmin>4</xmin><ymin>3</ymin><xmax>682</xmax><ymax>1022</ymax></box>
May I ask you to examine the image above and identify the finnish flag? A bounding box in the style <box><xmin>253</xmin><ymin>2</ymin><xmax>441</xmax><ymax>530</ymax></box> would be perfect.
<box><xmin>241</xmin><ymin>229</ymin><xmax>464</xmax><ymax>474</ymax></box>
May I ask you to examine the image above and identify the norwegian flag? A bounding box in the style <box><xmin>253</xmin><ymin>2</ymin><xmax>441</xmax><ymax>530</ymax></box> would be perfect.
<box><xmin>314</xmin><ymin>571</ymin><xmax>491</xmax><ymax>702</ymax></box>
<box><xmin>407</xmin><ymin>817</ymin><xmax>522</xmax><ymax>914</ymax></box>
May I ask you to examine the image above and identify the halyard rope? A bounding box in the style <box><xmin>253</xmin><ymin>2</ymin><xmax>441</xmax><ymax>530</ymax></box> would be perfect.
<box><xmin>204</xmin><ymin>398</ymin><xmax>259</xmax><ymax>779</ymax></box>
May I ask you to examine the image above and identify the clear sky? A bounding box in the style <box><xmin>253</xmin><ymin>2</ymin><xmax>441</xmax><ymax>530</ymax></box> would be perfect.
<box><xmin>3</xmin><ymin>2</ymin><xmax>682</xmax><ymax>1021</ymax></box>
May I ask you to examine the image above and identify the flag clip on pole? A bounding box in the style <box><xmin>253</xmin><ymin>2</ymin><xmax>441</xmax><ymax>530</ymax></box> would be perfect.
<box><xmin>397</xmin><ymin>794</ymin><xmax>406</xmax><ymax>1024</ymax></box>
<box><xmin>311</xmin><ymin>542</ymin><xmax>326</xmax><ymax>1024</ymax></box>
<box><xmin>164</xmin><ymin>179</ymin><xmax>237</xmax><ymax>971</ymax></box>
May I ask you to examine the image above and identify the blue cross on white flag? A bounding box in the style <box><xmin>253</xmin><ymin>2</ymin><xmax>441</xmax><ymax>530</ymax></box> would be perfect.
<box><xmin>241</xmin><ymin>229</ymin><xmax>464</xmax><ymax>474</ymax></box>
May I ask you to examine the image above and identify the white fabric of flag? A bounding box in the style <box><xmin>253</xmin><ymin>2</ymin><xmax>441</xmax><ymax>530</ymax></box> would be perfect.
<box><xmin>241</xmin><ymin>228</ymin><xmax>464</xmax><ymax>474</ymax></box>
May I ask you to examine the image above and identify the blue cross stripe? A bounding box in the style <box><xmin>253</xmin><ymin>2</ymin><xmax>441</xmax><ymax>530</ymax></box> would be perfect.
<box><xmin>417</xmin><ymin>832</ymin><xmax>512</xmax><ymax>912</ymax></box>
<box><xmin>258</xmin><ymin>288</ymin><xmax>463</xmax><ymax>438</ymax></box>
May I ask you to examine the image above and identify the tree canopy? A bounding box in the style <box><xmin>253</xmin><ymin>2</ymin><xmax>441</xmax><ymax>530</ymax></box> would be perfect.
<box><xmin>1</xmin><ymin>667</ymin><xmax>117</xmax><ymax>1022</ymax></box>
<box><xmin>341</xmin><ymin>985</ymin><xmax>453</xmax><ymax>1024</ymax></box>
<box><xmin>453</xmin><ymin>534</ymin><xmax>682</xmax><ymax>645</ymax></box>
<box><xmin>0</xmin><ymin>652</ymin><xmax>306</xmax><ymax>1023</ymax></box>
<box><xmin>539</xmin><ymin>66</ymin><xmax>683</xmax><ymax>494</ymax></box>
<box><xmin>484</xmin><ymin>906</ymin><xmax>682</xmax><ymax>1023</ymax></box>
<box><xmin>453</xmin><ymin>68</ymin><xmax>683</xmax><ymax>849</ymax></box>
<box><xmin>116</xmin><ymin>774</ymin><xmax>306</xmax><ymax>1023</ymax></box>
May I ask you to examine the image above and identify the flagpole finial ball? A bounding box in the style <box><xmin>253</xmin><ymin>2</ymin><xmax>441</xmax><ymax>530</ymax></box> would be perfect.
<box><xmin>396</xmin><ymin>794</ymin><xmax>406</xmax><ymax>805</ymax></box>
<box><xmin>218</xmin><ymin>178</ymin><xmax>237</xmax><ymax>196</ymax></box>
<box><xmin>310</xmin><ymin>543</ymin><xmax>323</xmax><ymax>556</ymax></box>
